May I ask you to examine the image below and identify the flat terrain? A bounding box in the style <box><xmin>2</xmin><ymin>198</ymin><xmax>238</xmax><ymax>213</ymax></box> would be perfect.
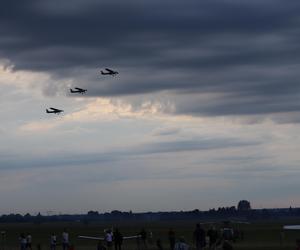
<box><xmin>1</xmin><ymin>220</ymin><xmax>300</xmax><ymax>250</ymax></box>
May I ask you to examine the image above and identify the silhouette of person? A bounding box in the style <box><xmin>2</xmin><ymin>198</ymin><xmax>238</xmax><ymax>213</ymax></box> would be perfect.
<box><xmin>113</xmin><ymin>228</ymin><xmax>123</xmax><ymax>250</ymax></box>
<box><xmin>174</xmin><ymin>237</ymin><xmax>189</xmax><ymax>250</ymax></box>
<box><xmin>296</xmin><ymin>239</ymin><xmax>300</xmax><ymax>250</ymax></box>
<box><xmin>207</xmin><ymin>226</ymin><xmax>218</xmax><ymax>250</ymax></box>
<box><xmin>168</xmin><ymin>229</ymin><xmax>175</xmax><ymax>250</ymax></box>
<box><xmin>50</xmin><ymin>233</ymin><xmax>57</xmax><ymax>250</ymax></box>
<box><xmin>97</xmin><ymin>240</ymin><xmax>106</xmax><ymax>250</ymax></box>
<box><xmin>62</xmin><ymin>229</ymin><xmax>69</xmax><ymax>250</ymax></box>
<box><xmin>26</xmin><ymin>233</ymin><xmax>32</xmax><ymax>250</ymax></box>
<box><xmin>156</xmin><ymin>239</ymin><xmax>163</xmax><ymax>250</ymax></box>
<box><xmin>105</xmin><ymin>230</ymin><xmax>113</xmax><ymax>250</ymax></box>
<box><xmin>193</xmin><ymin>224</ymin><xmax>206</xmax><ymax>250</ymax></box>
<box><xmin>139</xmin><ymin>228</ymin><xmax>147</xmax><ymax>250</ymax></box>
<box><xmin>222</xmin><ymin>240</ymin><xmax>233</xmax><ymax>250</ymax></box>
<box><xmin>19</xmin><ymin>233</ymin><xmax>27</xmax><ymax>250</ymax></box>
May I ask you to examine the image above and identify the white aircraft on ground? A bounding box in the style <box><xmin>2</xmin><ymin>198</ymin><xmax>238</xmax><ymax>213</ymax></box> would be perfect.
<box><xmin>78</xmin><ymin>235</ymin><xmax>141</xmax><ymax>240</ymax></box>
<box><xmin>79</xmin><ymin>227</ymin><xmax>141</xmax><ymax>241</ymax></box>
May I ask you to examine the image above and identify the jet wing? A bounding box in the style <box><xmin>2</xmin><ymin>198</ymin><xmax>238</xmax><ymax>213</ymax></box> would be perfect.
<box><xmin>105</xmin><ymin>68</ymin><xmax>114</xmax><ymax>73</ymax></box>
<box><xmin>75</xmin><ymin>87</ymin><xmax>83</xmax><ymax>91</ymax></box>
<box><xmin>283</xmin><ymin>225</ymin><xmax>300</xmax><ymax>230</ymax></box>
<box><xmin>78</xmin><ymin>235</ymin><xmax>141</xmax><ymax>240</ymax></box>
<box><xmin>123</xmin><ymin>235</ymin><xmax>141</xmax><ymax>240</ymax></box>
<box><xmin>78</xmin><ymin>236</ymin><xmax>104</xmax><ymax>240</ymax></box>
<box><xmin>50</xmin><ymin>107</ymin><xmax>62</xmax><ymax>112</ymax></box>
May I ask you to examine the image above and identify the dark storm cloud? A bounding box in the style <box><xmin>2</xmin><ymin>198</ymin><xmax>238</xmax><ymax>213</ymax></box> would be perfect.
<box><xmin>1</xmin><ymin>0</ymin><xmax>299</xmax><ymax>70</ymax></box>
<box><xmin>1</xmin><ymin>0</ymin><xmax>300</xmax><ymax>118</ymax></box>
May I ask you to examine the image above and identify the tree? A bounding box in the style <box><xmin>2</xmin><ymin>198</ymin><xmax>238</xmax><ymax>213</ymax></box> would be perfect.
<box><xmin>237</xmin><ymin>200</ymin><xmax>251</xmax><ymax>211</ymax></box>
<box><xmin>87</xmin><ymin>211</ymin><xmax>99</xmax><ymax>216</ymax></box>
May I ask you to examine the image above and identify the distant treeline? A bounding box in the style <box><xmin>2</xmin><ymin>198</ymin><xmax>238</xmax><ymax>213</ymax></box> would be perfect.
<box><xmin>1</xmin><ymin>205</ymin><xmax>300</xmax><ymax>223</ymax></box>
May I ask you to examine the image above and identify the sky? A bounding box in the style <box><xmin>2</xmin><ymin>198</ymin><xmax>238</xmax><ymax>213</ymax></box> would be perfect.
<box><xmin>1</xmin><ymin>0</ymin><xmax>300</xmax><ymax>214</ymax></box>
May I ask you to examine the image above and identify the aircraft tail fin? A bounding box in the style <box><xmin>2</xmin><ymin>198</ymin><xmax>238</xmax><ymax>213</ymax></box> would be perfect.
<box><xmin>70</xmin><ymin>88</ymin><xmax>74</xmax><ymax>93</ymax></box>
<box><xmin>46</xmin><ymin>109</ymin><xmax>50</xmax><ymax>113</ymax></box>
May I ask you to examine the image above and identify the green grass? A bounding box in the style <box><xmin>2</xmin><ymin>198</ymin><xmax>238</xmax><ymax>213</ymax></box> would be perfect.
<box><xmin>0</xmin><ymin>220</ymin><xmax>300</xmax><ymax>250</ymax></box>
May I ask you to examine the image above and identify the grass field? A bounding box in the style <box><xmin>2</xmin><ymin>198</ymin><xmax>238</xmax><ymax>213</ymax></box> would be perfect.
<box><xmin>1</xmin><ymin>220</ymin><xmax>300</xmax><ymax>250</ymax></box>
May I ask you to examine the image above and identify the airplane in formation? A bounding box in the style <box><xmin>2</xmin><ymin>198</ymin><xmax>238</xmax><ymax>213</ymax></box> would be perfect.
<box><xmin>70</xmin><ymin>87</ymin><xmax>87</xmax><ymax>94</ymax></box>
<box><xmin>101</xmin><ymin>68</ymin><xmax>118</xmax><ymax>76</ymax></box>
<box><xmin>45</xmin><ymin>68</ymin><xmax>117</xmax><ymax>114</ymax></box>
<box><xmin>46</xmin><ymin>107</ymin><xmax>64</xmax><ymax>114</ymax></box>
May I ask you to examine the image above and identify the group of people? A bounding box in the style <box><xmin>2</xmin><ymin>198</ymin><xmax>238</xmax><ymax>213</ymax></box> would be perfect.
<box><xmin>162</xmin><ymin>224</ymin><xmax>233</xmax><ymax>250</ymax></box>
<box><xmin>19</xmin><ymin>233</ymin><xmax>32</xmax><ymax>250</ymax></box>
<box><xmin>19</xmin><ymin>224</ymin><xmax>235</xmax><ymax>250</ymax></box>
<box><xmin>97</xmin><ymin>228</ymin><xmax>147</xmax><ymax>250</ymax></box>
<box><xmin>98</xmin><ymin>228</ymin><xmax>123</xmax><ymax>250</ymax></box>
<box><xmin>52</xmin><ymin>229</ymin><xmax>71</xmax><ymax>250</ymax></box>
<box><xmin>49</xmin><ymin>229</ymin><xmax>71</xmax><ymax>250</ymax></box>
<box><xmin>19</xmin><ymin>229</ymin><xmax>73</xmax><ymax>250</ymax></box>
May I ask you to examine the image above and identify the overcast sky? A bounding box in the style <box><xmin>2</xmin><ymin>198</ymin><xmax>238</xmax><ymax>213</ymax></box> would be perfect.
<box><xmin>1</xmin><ymin>0</ymin><xmax>300</xmax><ymax>214</ymax></box>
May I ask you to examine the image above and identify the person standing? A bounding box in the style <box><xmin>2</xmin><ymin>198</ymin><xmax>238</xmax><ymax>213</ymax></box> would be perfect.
<box><xmin>105</xmin><ymin>230</ymin><xmax>113</xmax><ymax>250</ymax></box>
<box><xmin>207</xmin><ymin>226</ymin><xmax>218</xmax><ymax>250</ymax></box>
<box><xmin>26</xmin><ymin>233</ymin><xmax>32</xmax><ymax>250</ymax></box>
<box><xmin>222</xmin><ymin>240</ymin><xmax>233</xmax><ymax>250</ymax></box>
<box><xmin>156</xmin><ymin>239</ymin><xmax>163</xmax><ymax>250</ymax></box>
<box><xmin>193</xmin><ymin>224</ymin><xmax>206</xmax><ymax>250</ymax></box>
<box><xmin>113</xmin><ymin>228</ymin><xmax>123</xmax><ymax>250</ymax></box>
<box><xmin>62</xmin><ymin>229</ymin><xmax>69</xmax><ymax>250</ymax></box>
<box><xmin>50</xmin><ymin>233</ymin><xmax>57</xmax><ymax>250</ymax></box>
<box><xmin>139</xmin><ymin>228</ymin><xmax>147</xmax><ymax>250</ymax></box>
<box><xmin>296</xmin><ymin>239</ymin><xmax>300</xmax><ymax>250</ymax></box>
<box><xmin>19</xmin><ymin>233</ymin><xmax>27</xmax><ymax>250</ymax></box>
<box><xmin>97</xmin><ymin>240</ymin><xmax>107</xmax><ymax>250</ymax></box>
<box><xmin>174</xmin><ymin>237</ymin><xmax>189</xmax><ymax>250</ymax></box>
<box><xmin>168</xmin><ymin>229</ymin><xmax>175</xmax><ymax>250</ymax></box>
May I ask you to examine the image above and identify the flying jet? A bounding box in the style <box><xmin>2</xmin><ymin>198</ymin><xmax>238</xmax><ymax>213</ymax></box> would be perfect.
<box><xmin>70</xmin><ymin>87</ymin><xmax>87</xmax><ymax>94</ymax></box>
<box><xmin>46</xmin><ymin>107</ymin><xmax>64</xmax><ymax>114</ymax></box>
<box><xmin>100</xmin><ymin>68</ymin><xmax>118</xmax><ymax>76</ymax></box>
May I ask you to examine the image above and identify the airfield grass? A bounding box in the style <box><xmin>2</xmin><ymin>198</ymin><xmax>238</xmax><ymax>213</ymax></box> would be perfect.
<box><xmin>1</xmin><ymin>220</ymin><xmax>300</xmax><ymax>250</ymax></box>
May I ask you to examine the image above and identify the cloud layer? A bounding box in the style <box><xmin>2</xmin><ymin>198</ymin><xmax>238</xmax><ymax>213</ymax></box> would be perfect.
<box><xmin>1</xmin><ymin>0</ymin><xmax>300</xmax><ymax>213</ymax></box>
<box><xmin>1</xmin><ymin>1</ymin><xmax>300</xmax><ymax>119</ymax></box>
